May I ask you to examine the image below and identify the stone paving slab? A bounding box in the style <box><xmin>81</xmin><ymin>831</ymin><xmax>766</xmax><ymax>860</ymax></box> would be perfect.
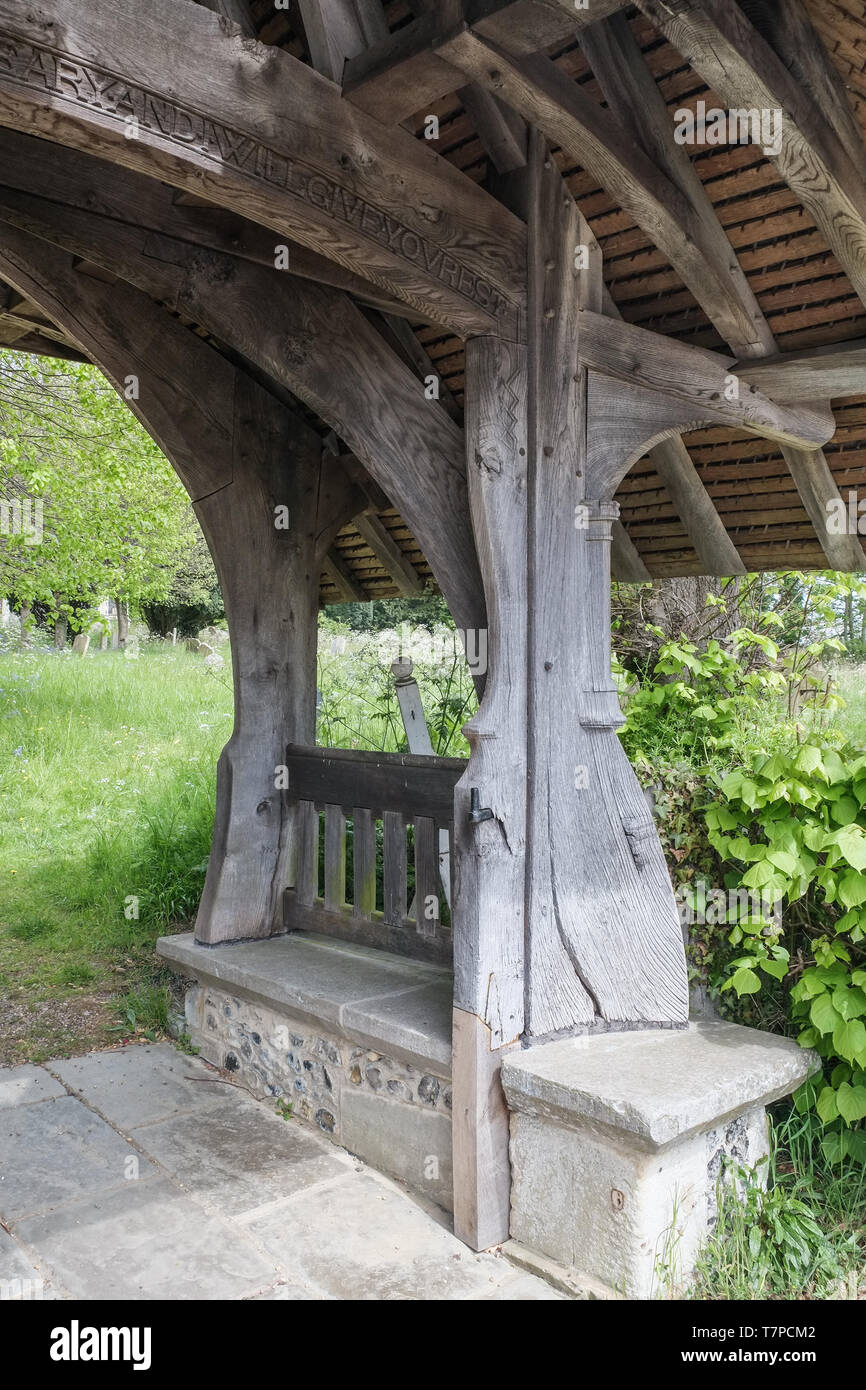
<box><xmin>245</xmin><ymin>1279</ymin><xmax>335</xmax><ymax>1300</ymax></box>
<box><xmin>0</xmin><ymin>1042</ymin><xmax>561</xmax><ymax>1302</ymax></box>
<box><xmin>0</xmin><ymin>1094</ymin><xmax>156</xmax><ymax>1222</ymax></box>
<box><xmin>132</xmin><ymin>1092</ymin><xmax>351</xmax><ymax>1218</ymax></box>
<box><xmin>50</xmin><ymin>1044</ymin><xmax>227</xmax><ymax>1130</ymax></box>
<box><xmin>14</xmin><ymin>1177</ymin><xmax>278</xmax><ymax>1300</ymax></box>
<box><xmin>246</xmin><ymin>1170</ymin><xmax>535</xmax><ymax>1301</ymax></box>
<box><xmin>0</xmin><ymin>1226</ymin><xmax>63</xmax><ymax>1299</ymax></box>
<box><xmin>0</xmin><ymin>1064</ymin><xmax>66</xmax><ymax>1109</ymax></box>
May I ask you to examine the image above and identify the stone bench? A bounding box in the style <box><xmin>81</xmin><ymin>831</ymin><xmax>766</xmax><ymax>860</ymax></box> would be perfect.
<box><xmin>157</xmin><ymin>931</ymin><xmax>454</xmax><ymax>1210</ymax></box>
<box><xmin>501</xmin><ymin>1022</ymin><xmax>818</xmax><ymax>1298</ymax></box>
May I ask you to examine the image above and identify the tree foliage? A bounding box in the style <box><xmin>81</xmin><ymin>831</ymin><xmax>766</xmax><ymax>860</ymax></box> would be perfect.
<box><xmin>0</xmin><ymin>350</ymin><xmax>201</xmax><ymax>630</ymax></box>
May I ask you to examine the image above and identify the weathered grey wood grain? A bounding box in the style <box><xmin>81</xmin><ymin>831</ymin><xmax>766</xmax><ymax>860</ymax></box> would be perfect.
<box><xmin>197</xmin><ymin>0</ymin><xmax>256</xmax><ymax>38</ymax></box>
<box><xmin>467</xmin><ymin>0</ymin><xmax>628</xmax><ymax>53</ymax></box>
<box><xmin>0</xmin><ymin>125</ymin><xmax>428</xmax><ymax>321</ymax></box>
<box><xmin>578</xmin><ymin>311</ymin><xmax>834</xmax><ymax>454</ymax></box>
<box><xmin>353</xmin><ymin>808</ymin><xmax>377</xmax><ymax>918</ymax></box>
<box><xmin>734</xmin><ymin>341</ymin><xmax>866</xmax><ymax>403</ymax></box>
<box><xmin>0</xmin><ymin>0</ymin><xmax>525</xmax><ymax>337</ymax></box>
<box><xmin>374</xmin><ymin>312</ymin><xmax>463</xmax><ymax>424</ymax></box>
<box><xmin>323</xmin><ymin>804</ymin><xmax>347</xmax><ymax>911</ymax></box>
<box><xmin>383</xmin><ymin>811</ymin><xmax>408</xmax><ymax>927</ymax></box>
<box><xmin>283</xmin><ymin>890</ymin><xmax>451</xmax><ymax>964</ymax></box>
<box><xmin>524</xmin><ymin>133</ymin><xmax>688</xmax><ymax>1034</ymax></box>
<box><xmin>413</xmin><ymin>815</ymin><xmax>440</xmax><ymax>935</ymax></box>
<box><xmin>296</xmin><ymin>803</ymin><xmax>321</xmax><ymax>909</ymax></box>
<box><xmin>343</xmin><ymin>12</ymin><xmax>465</xmax><ymax>120</ymax></box>
<box><xmin>0</xmin><ymin>188</ymin><xmax>487</xmax><ymax>642</ymax></box>
<box><xmin>451</xmin><ymin>334</ymin><xmax>528</xmax><ymax>1249</ymax></box>
<box><xmin>285</xmin><ymin>744</ymin><xmax>464</xmax><ymax>822</ymax></box>
<box><xmin>298</xmin><ymin>0</ymin><xmax>388</xmax><ymax>83</ymax></box>
<box><xmin>458</xmin><ymin>83</ymin><xmax>526</xmax><ymax>173</ymax></box>
<box><xmin>450</xmin><ymin>1005</ymin><xmax>515</xmax><ymax>1251</ymax></box>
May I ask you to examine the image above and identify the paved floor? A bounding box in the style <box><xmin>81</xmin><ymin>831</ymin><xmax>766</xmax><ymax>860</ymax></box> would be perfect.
<box><xmin>0</xmin><ymin>1042</ymin><xmax>561</xmax><ymax>1301</ymax></box>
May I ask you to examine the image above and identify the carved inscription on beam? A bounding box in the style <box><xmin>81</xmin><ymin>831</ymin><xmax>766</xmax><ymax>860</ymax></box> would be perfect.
<box><xmin>0</xmin><ymin>0</ymin><xmax>524</xmax><ymax>338</ymax></box>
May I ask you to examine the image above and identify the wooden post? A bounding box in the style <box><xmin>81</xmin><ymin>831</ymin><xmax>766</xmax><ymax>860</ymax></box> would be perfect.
<box><xmin>523</xmin><ymin>134</ymin><xmax>688</xmax><ymax>1035</ymax></box>
<box><xmin>451</xmin><ymin>334</ymin><xmax>528</xmax><ymax>1250</ymax></box>
<box><xmin>193</xmin><ymin>377</ymin><xmax>331</xmax><ymax>945</ymax></box>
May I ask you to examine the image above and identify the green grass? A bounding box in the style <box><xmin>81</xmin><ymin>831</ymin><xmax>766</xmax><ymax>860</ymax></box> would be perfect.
<box><xmin>0</xmin><ymin>640</ymin><xmax>232</xmax><ymax>1061</ymax></box>
<box><xmin>690</xmin><ymin>1104</ymin><xmax>866</xmax><ymax>1300</ymax></box>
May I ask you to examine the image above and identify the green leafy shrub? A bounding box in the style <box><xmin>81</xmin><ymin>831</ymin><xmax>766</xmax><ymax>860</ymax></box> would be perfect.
<box><xmin>707</xmin><ymin>742</ymin><xmax>866</xmax><ymax>1160</ymax></box>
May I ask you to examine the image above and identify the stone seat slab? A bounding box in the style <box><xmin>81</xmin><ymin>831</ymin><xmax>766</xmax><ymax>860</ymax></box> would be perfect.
<box><xmin>158</xmin><ymin>931</ymin><xmax>452</xmax><ymax>1075</ymax></box>
<box><xmin>502</xmin><ymin>1020</ymin><xmax>819</xmax><ymax>1150</ymax></box>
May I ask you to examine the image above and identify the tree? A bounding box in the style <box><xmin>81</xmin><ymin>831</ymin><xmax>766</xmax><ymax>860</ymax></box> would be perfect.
<box><xmin>0</xmin><ymin>349</ymin><xmax>201</xmax><ymax>643</ymax></box>
<box><xmin>139</xmin><ymin>531</ymin><xmax>223</xmax><ymax>637</ymax></box>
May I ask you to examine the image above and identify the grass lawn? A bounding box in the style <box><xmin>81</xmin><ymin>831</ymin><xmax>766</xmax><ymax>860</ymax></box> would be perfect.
<box><xmin>0</xmin><ymin>642</ymin><xmax>231</xmax><ymax>1062</ymax></box>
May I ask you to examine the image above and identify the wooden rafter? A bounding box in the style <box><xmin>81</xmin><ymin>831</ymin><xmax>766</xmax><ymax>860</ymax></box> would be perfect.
<box><xmin>353</xmin><ymin>512</ymin><xmax>424</xmax><ymax>596</ymax></box>
<box><xmin>579</xmin><ymin>10</ymin><xmax>862</xmax><ymax>572</ymax></box>
<box><xmin>635</xmin><ymin>0</ymin><xmax>866</xmax><ymax>317</ymax></box>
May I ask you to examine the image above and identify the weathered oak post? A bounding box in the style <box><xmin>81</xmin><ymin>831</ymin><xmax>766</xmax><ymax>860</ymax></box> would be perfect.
<box><xmin>194</xmin><ymin>390</ymin><xmax>359</xmax><ymax>944</ymax></box>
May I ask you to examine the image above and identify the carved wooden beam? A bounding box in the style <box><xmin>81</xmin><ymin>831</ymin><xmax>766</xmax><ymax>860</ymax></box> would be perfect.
<box><xmin>0</xmin><ymin>127</ymin><xmax>429</xmax><ymax>323</ymax></box>
<box><xmin>636</xmin><ymin>0</ymin><xmax>866</xmax><ymax>316</ymax></box>
<box><xmin>733</xmin><ymin>341</ymin><xmax>866</xmax><ymax>403</ymax></box>
<box><xmin>0</xmin><ymin>0</ymin><xmax>525</xmax><ymax>338</ymax></box>
<box><xmin>0</xmin><ymin>188</ymin><xmax>487</xmax><ymax>638</ymax></box>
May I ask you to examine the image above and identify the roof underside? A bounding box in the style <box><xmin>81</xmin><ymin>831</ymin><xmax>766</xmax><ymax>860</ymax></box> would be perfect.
<box><xmin>2</xmin><ymin>0</ymin><xmax>866</xmax><ymax>598</ymax></box>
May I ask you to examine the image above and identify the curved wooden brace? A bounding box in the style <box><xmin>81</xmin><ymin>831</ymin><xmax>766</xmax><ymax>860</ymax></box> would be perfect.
<box><xmin>0</xmin><ymin>226</ymin><xmax>361</xmax><ymax>944</ymax></box>
<box><xmin>0</xmin><ymin>186</ymin><xmax>487</xmax><ymax>646</ymax></box>
<box><xmin>586</xmin><ymin>371</ymin><xmax>833</xmax><ymax>500</ymax></box>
